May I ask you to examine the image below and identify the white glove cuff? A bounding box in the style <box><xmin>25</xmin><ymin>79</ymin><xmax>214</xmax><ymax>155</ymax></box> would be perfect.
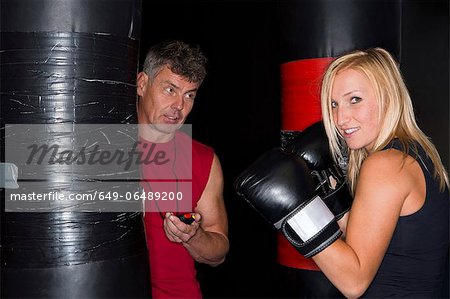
<box><xmin>286</xmin><ymin>195</ymin><xmax>334</xmax><ymax>241</ymax></box>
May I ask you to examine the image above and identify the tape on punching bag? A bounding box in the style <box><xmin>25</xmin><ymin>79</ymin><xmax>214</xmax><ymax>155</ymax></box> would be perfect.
<box><xmin>277</xmin><ymin>0</ymin><xmax>401</xmax><ymax>278</ymax></box>
<box><xmin>1</xmin><ymin>1</ymin><xmax>151</xmax><ymax>298</ymax></box>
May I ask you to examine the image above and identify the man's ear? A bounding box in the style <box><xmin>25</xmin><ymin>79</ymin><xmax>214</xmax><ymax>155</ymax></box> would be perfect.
<box><xmin>136</xmin><ymin>72</ymin><xmax>148</xmax><ymax>97</ymax></box>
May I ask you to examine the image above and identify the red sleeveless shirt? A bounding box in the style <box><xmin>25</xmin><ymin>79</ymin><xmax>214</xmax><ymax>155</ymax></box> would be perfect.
<box><xmin>140</xmin><ymin>131</ymin><xmax>214</xmax><ymax>298</ymax></box>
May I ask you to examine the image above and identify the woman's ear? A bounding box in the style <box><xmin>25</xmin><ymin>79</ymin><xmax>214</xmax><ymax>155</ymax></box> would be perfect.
<box><xmin>136</xmin><ymin>72</ymin><xmax>148</xmax><ymax>97</ymax></box>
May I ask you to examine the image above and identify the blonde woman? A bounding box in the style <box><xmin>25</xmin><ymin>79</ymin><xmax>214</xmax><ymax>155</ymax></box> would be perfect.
<box><xmin>235</xmin><ymin>47</ymin><xmax>448</xmax><ymax>298</ymax></box>
<box><xmin>316</xmin><ymin>47</ymin><xmax>449</xmax><ymax>298</ymax></box>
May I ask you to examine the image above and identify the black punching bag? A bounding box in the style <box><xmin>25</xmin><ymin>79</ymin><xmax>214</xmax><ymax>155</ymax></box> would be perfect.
<box><xmin>276</xmin><ymin>0</ymin><xmax>401</xmax><ymax>297</ymax></box>
<box><xmin>1</xmin><ymin>1</ymin><xmax>150</xmax><ymax>298</ymax></box>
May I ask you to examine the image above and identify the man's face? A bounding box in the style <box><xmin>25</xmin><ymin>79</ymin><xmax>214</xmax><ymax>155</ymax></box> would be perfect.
<box><xmin>137</xmin><ymin>65</ymin><xmax>200</xmax><ymax>135</ymax></box>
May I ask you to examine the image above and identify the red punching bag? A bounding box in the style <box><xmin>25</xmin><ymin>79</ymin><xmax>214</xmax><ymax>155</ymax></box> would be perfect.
<box><xmin>277</xmin><ymin>0</ymin><xmax>401</xmax><ymax>297</ymax></box>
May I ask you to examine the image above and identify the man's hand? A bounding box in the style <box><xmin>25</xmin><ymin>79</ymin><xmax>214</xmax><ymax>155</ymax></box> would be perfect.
<box><xmin>163</xmin><ymin>212</ymin><xmax>202</xmax><ymax>243</ymax></box>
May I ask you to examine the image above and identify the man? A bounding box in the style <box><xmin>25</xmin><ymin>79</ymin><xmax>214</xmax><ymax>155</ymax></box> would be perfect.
<box><xmin>136</xmin><ymin>40</ymin><xmax>229</xmax><ymax>298</ymax></box>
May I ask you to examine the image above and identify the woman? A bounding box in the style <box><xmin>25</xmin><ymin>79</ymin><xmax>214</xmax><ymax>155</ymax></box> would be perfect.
<box><xmin>316</xmin><ymin>47</ymin><xmax>449</xmax><ymax>298</ymax></box>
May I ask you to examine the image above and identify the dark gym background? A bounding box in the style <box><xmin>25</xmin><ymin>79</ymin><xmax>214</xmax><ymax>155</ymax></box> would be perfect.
<box><xmin>139</xmin><ymin>0</ymin><xmax>449</xmax><ymax>297</ymax></box>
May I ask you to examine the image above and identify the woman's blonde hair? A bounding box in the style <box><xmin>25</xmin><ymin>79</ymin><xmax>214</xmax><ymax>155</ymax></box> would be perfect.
<box><xmin>320</xmin><ymin>47</ymin><xmax>448</xmax><ymax>193</ymax></box>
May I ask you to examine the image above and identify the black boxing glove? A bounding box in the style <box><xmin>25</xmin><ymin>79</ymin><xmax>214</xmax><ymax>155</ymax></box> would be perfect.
<box><xmin>284</xmin><ymin>121</ymin><xmax>352</xmax><ymax>219</ymax></box>
<box><xmin>283</xmin><ymin>122</ymin><xmax>332</xmax><ymax>169</ymax></box>
<box><xmin>235</xmin><ymin>148</ymin><xmax>341</xmax><ymax>258</ymax></box>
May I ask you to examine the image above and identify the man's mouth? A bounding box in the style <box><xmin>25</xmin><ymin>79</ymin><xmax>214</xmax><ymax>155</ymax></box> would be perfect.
<box><xmin>163</xmin><ymin>114</ymin><xmax>181</xmax><ymax>124</ymax></box>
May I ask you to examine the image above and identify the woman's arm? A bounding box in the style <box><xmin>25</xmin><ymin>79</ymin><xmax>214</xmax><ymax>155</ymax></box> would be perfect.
<box><xmin>313</xmin><ymin>149</ymin><xmax>420</xmax><ymax>298</ymax></box>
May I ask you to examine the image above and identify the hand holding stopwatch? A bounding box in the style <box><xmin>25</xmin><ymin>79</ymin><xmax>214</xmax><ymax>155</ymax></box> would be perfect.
<box><xmin>178</xmin><ymin>213</ymin><xmax>196</xmax><ymax>224</ymax></box>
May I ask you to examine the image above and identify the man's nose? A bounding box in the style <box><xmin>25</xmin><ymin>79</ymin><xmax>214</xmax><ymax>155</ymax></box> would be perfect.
<box><xmin>171</xmin><ymin>96</ymin><xmax>184</xmax><ymax>111</ymax></box>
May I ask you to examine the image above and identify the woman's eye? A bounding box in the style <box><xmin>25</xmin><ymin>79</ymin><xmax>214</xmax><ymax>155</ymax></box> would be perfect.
<box><xmin>331</xmin><ymin>101</ymin><xmax>338</xmax><ymax>108</ymax></box>
<box><xmin>350</xmin><ymin>96</ymin><xmax>362</xmax><ymax>104</ymax></box>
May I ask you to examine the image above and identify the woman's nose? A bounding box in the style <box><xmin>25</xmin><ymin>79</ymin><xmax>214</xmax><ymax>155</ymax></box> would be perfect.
<box><xmin>335</xmin><ymin>107</ymin><xmax>350</xmax><ymax>127</ymax></box>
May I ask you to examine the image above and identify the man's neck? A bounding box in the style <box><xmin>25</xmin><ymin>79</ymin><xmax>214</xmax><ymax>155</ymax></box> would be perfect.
<box><xmin>138</xmin><ymin>124</ymin><xmax>176</xmax><ymax>143</ymax></box>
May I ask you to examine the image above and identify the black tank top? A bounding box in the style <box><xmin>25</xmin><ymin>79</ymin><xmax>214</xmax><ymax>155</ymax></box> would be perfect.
<box><xmin>363</xmin><ymin>140</ymin><xmax>449</xmax><ymax>298</ymax></box>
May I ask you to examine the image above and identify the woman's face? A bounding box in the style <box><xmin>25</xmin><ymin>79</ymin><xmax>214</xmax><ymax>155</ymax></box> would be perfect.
<box><xmin>331</xmin><ymin>68</ymin><xmax>381</xmax><ymax>151</ymax></box>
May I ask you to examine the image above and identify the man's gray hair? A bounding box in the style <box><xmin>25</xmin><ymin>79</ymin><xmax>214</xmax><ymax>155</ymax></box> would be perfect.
<box><xmin>142</xmin><ymin>40</ymin><xmax>207</xmax><ymax>83</ymax></box>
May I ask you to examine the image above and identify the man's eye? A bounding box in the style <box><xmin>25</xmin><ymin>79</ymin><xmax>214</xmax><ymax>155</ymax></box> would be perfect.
<box><xmin>350</xmin><ymin>97</ymin><xmax>362</xmax><ymax>104</ymax></box>
<box><xmin>331</xmin><ymin>101</ymin><xmax>338</xmax><ymax>108</ymax></box>
<box><xmin>185</xmin><ymin>93</ymin><xmax>196</xmax><ymax>100</ymax></box>
<box><xmin>165</xmin><ymin>87</ymin><xmax>174</xmax><ymax>94</ymax></box>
